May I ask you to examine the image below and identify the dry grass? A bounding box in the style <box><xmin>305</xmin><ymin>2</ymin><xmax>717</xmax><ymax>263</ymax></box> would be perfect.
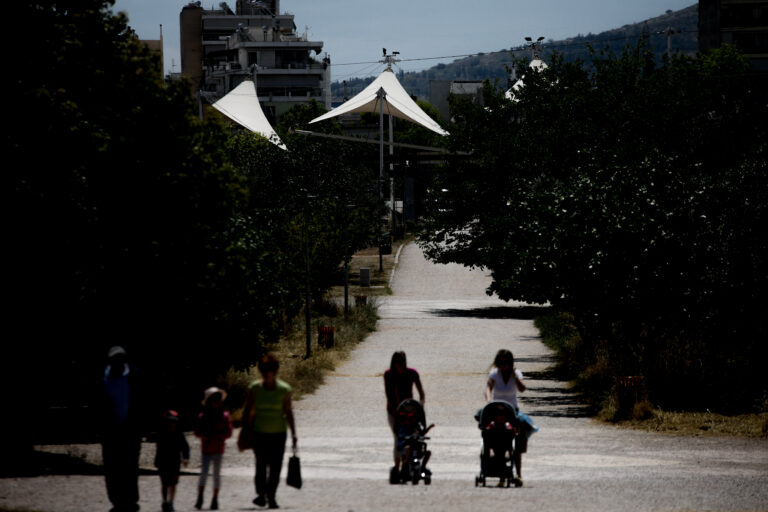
<box><xmin>614</xmin><ymin>409</ymin><xmax>768</xmax><ymax>438</ymax></box>
<box><xmin>224</xmin><ymin>299</ymin><xmax>379</xmax><ymax>425</ymax></box>
<box><xmin>327</xmin><ymin>235</ymin><xmax>411</xmax><ymax>299</ymax></box>
<box><xmin>223</xmin><ymin>237</ymin><xmax>409</xmax><ymax>425</ymax></box>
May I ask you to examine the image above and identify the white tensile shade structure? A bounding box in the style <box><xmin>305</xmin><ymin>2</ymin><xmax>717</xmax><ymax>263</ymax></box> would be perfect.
<box><xmin>309</xmin><ymin>60</ymin><xmax>448</xmax><ymax>205</ymax></box>
<box><xmin>505</xmin><ymin>58</ymin><xmax>549</xmax><ymax>101</ymax></box>
<box><xmin>308</xmin><ymin>68</ymin><xmax>448</xmax><ymax>136</ymax></box>
<box><xmin>212</xmin><ymin>78</ymin><xmax>287</xmax><ymax>150</ymax></box>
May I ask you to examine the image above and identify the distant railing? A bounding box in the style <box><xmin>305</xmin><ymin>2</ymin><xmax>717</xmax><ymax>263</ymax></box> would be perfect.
<box><xmin>207</xmin><ymin>63</ymin><xmax>326</xmax><ymax>73</ymax></box>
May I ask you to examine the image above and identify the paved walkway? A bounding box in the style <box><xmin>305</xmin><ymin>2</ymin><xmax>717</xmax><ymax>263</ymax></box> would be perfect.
<box><xmin>292</xmin><ymin>240</ymin><xmax>561</xmax><ymax>482</ymax></box>
<box><xmin>2</xmin><ymin>242</ymin><xmax>767</xmax><ymax>512</ymax></box>
<box><xmin>284</xmin><ymin>242</ymin><xmax>768</xmax><ymax>510</ymax></box>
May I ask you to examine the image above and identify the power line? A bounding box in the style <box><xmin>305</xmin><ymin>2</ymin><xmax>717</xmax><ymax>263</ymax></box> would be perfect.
<box><xmin>331</xmin><ymin>30</ymin><xmax>698</xmax><ymax>68</ymax></box>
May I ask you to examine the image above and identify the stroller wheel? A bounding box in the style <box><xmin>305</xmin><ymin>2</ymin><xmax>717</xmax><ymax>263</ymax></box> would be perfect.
<box><xmin>424</xmin><ymin>474</ymin><xmax>431</xmax><ymax>485</ymax></box>
<box><xmin>412</xmin><ymin>468</ymin><xmax>420</xmax><ymax>485</ymax></box>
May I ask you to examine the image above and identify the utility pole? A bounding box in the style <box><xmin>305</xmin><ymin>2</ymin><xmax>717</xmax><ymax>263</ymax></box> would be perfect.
<box><xmin>377</xmin><ymin>86</ymin><xmax>385</xmax><ymax>272</ymax></box>
<box><xmin>655</xmin><ymin>27</ymin><xmax>678</xmax><ymax>58</ymax></box>
<box><xmin>377</xmin><ymin>49</ymin><xmax>401</xmax><ymax>268</ymax></box>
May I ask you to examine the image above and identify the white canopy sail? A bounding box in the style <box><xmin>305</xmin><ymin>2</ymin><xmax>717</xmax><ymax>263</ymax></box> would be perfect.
<box><xmin>309</xmin><ymin>69</ymin><xmax>448</xmax><ymax>136</ymax></box>
<box><xmin>212</xmin><ymin>79</ymin><xmax>287</xmax><ymax>150</ymax></box>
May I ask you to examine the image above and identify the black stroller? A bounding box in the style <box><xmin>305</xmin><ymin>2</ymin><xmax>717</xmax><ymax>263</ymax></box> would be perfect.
<box><xmin>390</xmin><ymin>399</ymin><xmax>434</xmax><ymax>485</ymax></box>
<box><xmin>474</xmin><ymin>400</ymin><xmax>522</xmax><ymax>487</ymax></box>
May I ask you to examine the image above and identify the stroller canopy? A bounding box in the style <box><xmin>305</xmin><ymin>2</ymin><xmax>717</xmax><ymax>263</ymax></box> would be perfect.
<box><xmin>396</xmin><ymin>399</ymin><xmax>426</xmax><ymax>428</ymax></box>
<box><xmin>476</xmin><ymin>400</ymin><xmax>518</xmax><ymax>429</ymax></box>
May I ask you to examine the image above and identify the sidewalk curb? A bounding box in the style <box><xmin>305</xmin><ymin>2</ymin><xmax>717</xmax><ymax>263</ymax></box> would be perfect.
<box><xmin>389</xmin><ymin>240</ymin><xmax>408</xmax><ymax>289</ymax></box>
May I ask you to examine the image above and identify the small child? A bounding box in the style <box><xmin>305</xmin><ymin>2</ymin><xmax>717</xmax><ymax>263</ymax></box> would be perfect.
<box><xmin>154</xmin><ymin>410</ymin><xmax>190</xmax><ymax>512</ymax></box>
<box><xmin>195</xmin><ymin>387</ymin><xmax>232</xmax><ymax>511</ymax></box>
<box><xmin>395</xmin><ymin>409</ymin><xmax>434</xmax><ymax>481</ymax></box>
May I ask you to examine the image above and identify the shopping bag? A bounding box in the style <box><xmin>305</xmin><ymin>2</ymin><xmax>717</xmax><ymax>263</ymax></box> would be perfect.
<box><xmin>286</xmin><ymin>449</ymin><xmax>302</xmax><ymax>489</ymax></box>
<box><xmin>237</xmin><ymin>427</ymin><xmax>253</xmax><ymax>452</ymax></box>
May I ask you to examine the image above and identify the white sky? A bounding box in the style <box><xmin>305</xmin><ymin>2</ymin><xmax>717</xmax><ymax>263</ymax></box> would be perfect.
<box><xmin>112</xmin><ymin>0</ymin><xmax>697</xmax><ymax>79</ymax></box>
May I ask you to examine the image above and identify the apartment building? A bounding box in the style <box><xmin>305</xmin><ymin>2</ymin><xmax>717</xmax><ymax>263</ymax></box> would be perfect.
<box><xmin>699</xmin><ymin>0</ymin><xmax>768</xmax><ymax>76</ymax></box>
<box><xmin>180</xmin><ymin>0</ymin><xmax>331</xmax><ymax>120</ymax></box>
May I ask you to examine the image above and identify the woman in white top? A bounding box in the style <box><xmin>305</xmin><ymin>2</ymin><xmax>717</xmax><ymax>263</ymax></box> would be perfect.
<box><xmin>484</xmin><ymin>349</ymin><xmax>527</xmax><ymax>484</ymax></box>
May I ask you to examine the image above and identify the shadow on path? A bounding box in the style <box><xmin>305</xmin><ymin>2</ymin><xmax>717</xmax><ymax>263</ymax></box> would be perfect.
<box><xmin>430</xmin><ymin>305</ymin><xmax>551</xmax><ymax>320</ymax></box>
<box><xmin>522</xmin><ymin>392</ymin><xmax>592</xmax><ymax>418</ymax></box>
<box><xmin>523</xmin><ymin>367</ymin><xmax>592</xmax><ymax>419</ymax></box>
<box><xmin>0</xmin><ymin>450</ymin><xmax>196</xmax><ymax>478</ymax></box>
<box><xmin>1</xmin><ymin>451</ymin><xmax>104</xmax><ymax>478</ymax></box>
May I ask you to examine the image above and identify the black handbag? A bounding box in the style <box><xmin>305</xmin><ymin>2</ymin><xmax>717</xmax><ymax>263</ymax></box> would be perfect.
<box><xmin>286</xmin><ymin>448</ymin><xmax>302</xmax><ymax>489</ymax></box>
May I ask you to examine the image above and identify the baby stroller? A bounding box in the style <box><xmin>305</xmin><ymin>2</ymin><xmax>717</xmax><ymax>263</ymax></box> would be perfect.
<box><xmin>390</xmin><ymin>399</ymin><xmax>434</xmax><ymax>485</ymax></box>
<box><xmin>474</xmin><ymin>400</ymin><xmax>522</xmax><ymax>488</ymax></box>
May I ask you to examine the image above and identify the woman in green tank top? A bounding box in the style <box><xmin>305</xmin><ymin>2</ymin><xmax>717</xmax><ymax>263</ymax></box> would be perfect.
<box><xmin>241</xmin><ymin>353</ymin><xmax>297</xmax><ymax>510</ymax></box>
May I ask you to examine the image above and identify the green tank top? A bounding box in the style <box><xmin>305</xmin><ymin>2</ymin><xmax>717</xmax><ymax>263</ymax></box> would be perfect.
<box><xmin>249</xmin><ymin>379</ymin><xmax>291</xmax><ymax>434</ymax></box>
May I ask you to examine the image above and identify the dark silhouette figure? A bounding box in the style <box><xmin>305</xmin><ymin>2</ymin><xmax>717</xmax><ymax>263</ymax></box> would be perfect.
<box><xmin>155</xmin><ymin>409</ymin><xmax>189</xmax><ymax>512</ymax></box>
<box><xmin>100</xmin><ymin>346</ymin><xmax>143</xmax><ymax>512</ymax></box>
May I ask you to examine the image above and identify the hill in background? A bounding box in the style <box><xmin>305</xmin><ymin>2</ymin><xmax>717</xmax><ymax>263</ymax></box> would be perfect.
<box><xmin>331</xmin><ymin>4</ymin><xmax>698</xmax><ymax>101</ymax></box>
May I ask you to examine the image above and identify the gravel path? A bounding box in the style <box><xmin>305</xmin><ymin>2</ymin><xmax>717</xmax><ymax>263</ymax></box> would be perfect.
<box><xmin>2</xmin><ymin>242</ymin><xmax>767</xmax><ymax>512</ymax></box>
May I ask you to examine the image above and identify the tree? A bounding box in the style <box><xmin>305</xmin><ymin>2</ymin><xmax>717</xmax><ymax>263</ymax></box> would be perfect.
<box><xmin>419</xmin><ymin>44</ymin><xmax>768</xmax><ymax>411</ymax></box>
<box><xmin>225</xmin><ymin>116</ymin><xmax>379</xmax><ymax>308</ymax></box>
<box><xmin>7</xmin><ymin>0</ymin><xmax>259</xmax><ymax>424</ymax></box>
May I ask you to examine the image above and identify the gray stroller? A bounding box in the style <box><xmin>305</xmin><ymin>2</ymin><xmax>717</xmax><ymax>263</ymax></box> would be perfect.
<box><xmin>474</xmin><ymin>400</ymin><xmax>522</xmax><ymax>487</ymax></box>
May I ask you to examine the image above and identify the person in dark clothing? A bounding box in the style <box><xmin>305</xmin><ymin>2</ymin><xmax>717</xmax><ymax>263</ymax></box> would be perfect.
<box><xmin>101</xmin><ymin>345</ymin><xmax>143</xmax><ymax>512</ymax></box>
<box><xmin>155</xmin><ymin>410</ymin><xmax>189</xmax><ymax>512</ymax></box>
<box><xmin>383</xmin><ymin>351</ymin><xmax>425</xmax><ymax>480</ymax></box>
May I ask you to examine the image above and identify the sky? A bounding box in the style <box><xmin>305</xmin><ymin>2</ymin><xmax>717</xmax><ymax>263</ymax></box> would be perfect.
<box><xmin>112</xmin><ymin>0</ymin><xmax>697</xmax><ymax>80</ymax></box>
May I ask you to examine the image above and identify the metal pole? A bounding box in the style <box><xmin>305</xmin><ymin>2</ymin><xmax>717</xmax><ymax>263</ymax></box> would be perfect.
<box><xmin>344</xmin><ymin>253</ymin><xmax>349</xmax><ymax>316</ymax></box>
<box><xmin>304</xmin><ymin>202</ymin><xmax>312</xmax><ymax>359</ymax></box>
<box><xmin>378</xmin><ymin>88</ymin><xmax>385</xmax><ymax>200</ymax></box>
<box><xmin>377</xmin><ymin>87</ymin><xmax>386</xmax><ymax>272</ymax></box>
<box><xmin>667</xmin><ymin>27</ymin><xmax>672</xmax><ymax>57</ymax></box>
<box><xmin>389</xmin><ymin>115</ymin><xmax>395</xmax><ymax>239</ymax></box>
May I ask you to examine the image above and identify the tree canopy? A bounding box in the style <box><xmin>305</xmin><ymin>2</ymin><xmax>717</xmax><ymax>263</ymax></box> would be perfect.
<box><xmin>9</xmin><ymin>0</ymin><xmax>263</xmax><ymax>405</ymax></box>
<box><xmin>7</xmin><ymin>2</ymin><xmax>378</xmax><ymax>422</ymax></box>
<box><xmin>419</xmin><ymin>43</ymin><xmax>768</xmax><ymax>411</ymax></box>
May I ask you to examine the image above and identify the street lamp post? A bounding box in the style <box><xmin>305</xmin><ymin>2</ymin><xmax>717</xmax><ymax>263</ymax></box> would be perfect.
<box><xmin>343</xmin><ymin>204</ymin><xmax>356</xmax><ymax>317</ymax></box>
<box><xmin>524</xmin><ymin>36</ymin><xmax>545</xmax><ymax>60</ymax></box>
<box><xmin>304</xmin><ymin>194</ymin><xmax>317</xmax><ymax>359</ymax></box>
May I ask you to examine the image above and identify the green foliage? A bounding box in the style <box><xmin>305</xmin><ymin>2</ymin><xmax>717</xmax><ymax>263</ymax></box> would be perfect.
<box><xmin>275</xmin><ymin>99</ymin><xmax>340</xmax><ymax>135</ymax></box>
<box><xmin>8</xmin><ymin>0</ymin><xmax>265</xmax><ymax>408</ymax></box>
<box><xmin>5</xmin><ymin>1</ymin><xmax>384</xmax><ymax>447</ymax></box>
<box><xmin>393</xmin><ymin>100</ymin><xmax>448</xmax><ymax>149</ymax></box>
<box><xmin>225</xmin><ymin>114</ymin><xmax>379</xmax><ymax>307</ymax></box>
<box><xmin>420</xmin><ymin>43</ymin><xmax>768</xmax><ymax>412</ymax></box>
